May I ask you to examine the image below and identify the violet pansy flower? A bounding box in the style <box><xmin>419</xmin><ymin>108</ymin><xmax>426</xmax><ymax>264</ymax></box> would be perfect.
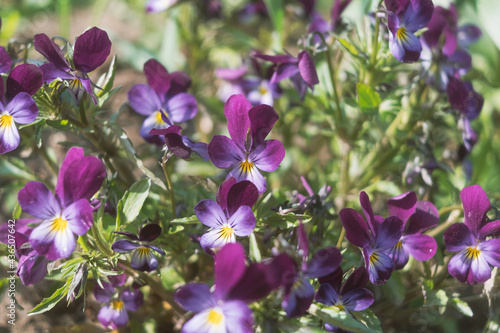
<box><xmin>195</xmin><ymin>178</ymin><xmax>258</xmax><ymax>255</ymax></box>
<box><xmin>34</xmin><ymin>27</ymin><xmax>111</xmax><ymax>105</ymax></box>
<box><xmin>208</xmin><ymin>94</ymin><xmax>285</xmax><ymax>193</ymax></box>
<box><xmin>339</xmin><ymin>192</ymin><xmax>404</xmax><ymax>284</ymax></box>
<box><xmin>112</xmin><ymin>223</ymin><xmax>165</xmax><ymax>272</ymax></box>
<box><xmin>447</xmin><ymin>77</ymin><xmax>484</xmax><ymax>121</ymax></box>
<box><xmin>175</xmin><ymin>243</ymin><xmax>274</xmax><ymax>333</ymax></box>
<box><xmin>128</xmin><ymin>59</ymin><xmax>197</xmax><ymax>145</ymax></box>
<box><xmin>384</xmin><ymin>0</ymin><xmax>434</xmax><ymax>63</ymax></box>
<box><xmin>443</xmin><ymin>185</ymin><xmax>500</xmax><ymax>284</ymax></box>
<box><xmin>385</xmin><ymin>192</ymin><xmax>438</xmax><ymax>270</ymax></box>
<box><xmin>95</xmin><ymin>282</ymin><xmax>144</xmax><ymax>329</ymax></box>
<box><xmin>309</xmin><ymin>0</ymin><xmax>352</xmax><ymax>36</ymax></box>
<box><xmin>149</xmin><ymin>126</ymin><xmax>209</xmax><ymax>161</ymax></box>
<box><xmin>18</xmin><ymin>147</ymin><xmax>106</xmax><ymax>260</ymax></box>
<box><xmin>0</xmin><ymin>64</ymin><xmax>43</xmax><ymax>154</ymax></box>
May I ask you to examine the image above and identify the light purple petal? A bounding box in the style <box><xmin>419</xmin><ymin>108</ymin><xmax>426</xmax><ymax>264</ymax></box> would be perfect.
<box><xmin>251</xmin><ymin>139</ymin><xmax>285</xmax><ymax>172</ymax></box>
<box><xmin>145</xmin><ymin>244</ymin><xmax>165</xmax><ymax>255</ymax></box>
<box><xmin>402</xmin><ymin>0</ymin><xmax>434</xmax><ymax>32</ymax></box>
<box><xmin>189</xmin><ymin>141</ymin><xmax>209</xmax><ymax>160</ymax></box>
<box><xmin>17</xmin><ymin>250</ymin><xmax>48</xmax><ymax>286</ymax></box>
<box><xmin>131</xmin><ymin>247</ymin><xmax>158</xmax><ymax>272</ymax></box>
<box><xmin>405</xmin><ymin>201</ymin><xmax>439</xmax><ymax>234</ymax></box>
<box><xmin>215</xmin><ymin>66</ymin><xmax>247</xmax><ymax>80</ymax></box>
<box><xmin>228</xmin><ymin>206</ymin><xmax>256</xmax><ymax>236</ymax></box>
<box><xmin>363</xmin><ymin>248</ymin><xmax>394</xmax><ymax>285</ymax></box>
<box><xmin>304</xmin><ymin>247</ymin><xmax>342</xmax><ymax>278</ymax></box>
<box><xmin>140</xmin><ymin>112</ymin><xmax>169</xmax><ymax>145</ymax></box>
<box><xmin>270</xmin><ymin>63</ymin><xmax>300</xmax><ymax>84</ymax></box>
<box><xmin>208</xmin><ymin>135</ymin><xmax>245</xmax><ymax>169</ymax></box>
<box><xmin>387</xmin><ymin>240</ymin><xmax>410</xmax><ymax>270</ymax></box>
<box><xmin>98</xmin><ymin>303</ymin><xmax>129</xmax><ymax>329</ymax></box>
<box><xmin>18</xmin><ymin>182</ymin><xmax>60</xmax><ymax>220</ymax></box>
<box><xmin>146</xmin><ymin>0</ymin><xmax>178</xmax><ymax>13</ymax></box>
<box><xmin>39</xmin><ymin>63</ymin><xmax>73</xmax><ymax>82</ymax></box>
<box><xmin>339</xmin><ymin>208</ymin><xmax>371</xmax><ymax>248</ymax></box>
<box><xmin>221</xmin><ymin>300</ymin><xmax>254</xmax><ymax>333</ymax></box>
<box><xmin>143</xmin><ymin>59</ymin><xmax>171</xmax><ymax>97</ymax></box>
<box><xmin>458</xmin><ymin>25</ymin><xmax>482</xmax><ymax>47</ymax></box>
<box><xmin>175</xmin><ymin>283</ymin><xmax>215</xmax><ymax>312</ymax></box>
<box><xmin>78</xmin><ymin>76</ymin><xmax>98</xmax><ymax>105</ymax></box>
<box><xmin>195</xmin><ymin>200</ymin><xmax>227</xmax><ymax>229</ymax></box>
<box><xmin>29</xmin><ymin>218</ymin><xmax>76</xmax><ymax>260</ymax></box>
<box><xmin>342</xmin><ymin>288</ymin><xmax>374</xmax><ymax>311</ymax></box>
<box><xmin>33</xmin><ymin>33</ymin><xmax>71</xmax><ymax>71</ymax></box>
<box><xmin>390</xmin><ymin>30</ymin><xmax>422</xmax><ymax>63</ymax></box>
<box><xmin>448</xmin><ymin>249</ymin><xmax>491</xmax><ymax>284</ymax></box>
<box><xmin>402</xmin><ymin>233</ymin><xmax>437</xmax><ymax>261</ymax></box>
<box><xmin>387</xmin><ymin>191</ymin><xmax>417</xmax><ymax>224</ymax></box>
<box><xmin>0</xmin><ymin>115</ymin><xmax>20</xmax><ymax>154</ymax></box>
<box><xmin>122</xmin><ymin>289</ymin><xmax>144</xmax><ymax>312</ymax></box>
<box><xmin>315</xmin><ymin>283</ymin><xmax>340</xmax><ymax>306</ymax></box>
<box><xmin>93</xmin><ymin>281</ymin><xmax>115</xmax><ymax>303</ymax></box>
<box><xmin>214</xmin><ymin>242</ymin><xmax>246</xmax><ymax>300</ymax></box>
<box><xmin>224</xmin><ymin>94</ymin><xmax>252</xmax><ymax>149</ymax></box>
<box><xmin>480</xmin><ymin>238</ymin><xmax>500</xmax><ymax>268</ymax></box>
<box><xmin>5</xmin><ymin>92</ymin><xmax>38</xmax><ymax>124</ymax></box>
<box><xmin>227</xmin><ymin>162</ymin><xmax>267</xmax><ymax>194</ymax></box>
<box><xmin>200</xmin><ymin>229</ymin><xmax>234</xmax><ymax>254</ymax></box>
<box><xmin>73</xmin><ymin>27</ymin><xmax>111</xmax><ymax>73</ymax></box>
<box><xmin>62</xmin><ymin>199</ymin><xmax>94</xmax><ymax>235</ymax></box>
<box><xmin>460</xmin><ymin>185</ymin><xmax>490</xmax><ymax>236</ymax></box>
<box><xmin>165</xmin><ymin>93</ymin><xmax>197</xmax><ymax>123</ymax></box>
<box><xmin>248</xmin><ymin>104</ymin><xmax>279</xmax><ymax>147</ymax></box>
<box><xmin>444</xmin><ymin>223</ymin><xmax>475</xmax><ymax>252</ymax></box>
<box><xmin>6</xmin><ymin>64</ymin><xmax>44</xmax><ymax>100</ymax></box>
<box><xmin>128</xmin><ymin>84</ymin><xmax>162</xmax><ymax>116</ymax></box>
<box><xmin>112</xmin><ymin>240</ymin><xmax>140</xmax><ymax>252</ymax></box>
<box><xmin>478</xmin><ymin>220</ymin><xmax>500</xmax><ymax>240</ymax></box>
<box><xmin>297</xmin><ymin>51</ymin><xmax>319</xmax><ymax>88</ymax></box>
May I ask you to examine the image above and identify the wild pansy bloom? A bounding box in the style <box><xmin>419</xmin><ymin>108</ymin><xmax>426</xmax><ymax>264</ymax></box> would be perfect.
<box><xmin>95</xmin><ymin>282</ymin><xmax>144</xmax><ymax>329</ymax></box>
<box><xmin>208</xmin><ymin>94</ymin><xmax>285</xmax><ymax>193</ymax></box>
<box><xmin>443</xmin><ymin>185</ymin><xmax>500</xmax><ymax>284</ymax></box>
<box><xmin>339</xmin><ymin>192</ymin><xmax>403</xmax><ymax>284</ymax></box>
<box><xmin>195</xmin><ymin>177</ymin><xmax>258</xmax><ymax>254</ymax></box>
<box><xmin>128</xmin><ymin>59</ymin><xmax>197</xmax><ymax>145</ymax></box>
<box><xmin>112</xmin><ymin>223</ymin><xmax>165</xmax><ymax>272</ymax></box>
<box><xmin>0</xmin><ymin>64</ymin><xmax>43</xmax><ymax>154</ymax></box>
<box><xmin>175</xmin><ymin>243</ymin><xmax>274</xmax><ymax>333</ymax></box>
<box><xmin>34</xmin><ymin>27</ymin><xmax>111</xmax><ymax>105</ymax></box>
<box><xmin>18</xmin><ymin>147</ymin><xmax>106</xmax><ymax>260</ymax></box>
<box><xmin>309</xmin><ymin>0</ymin><xmax>352</xmax><ymax>36</ymax></box>
<box><xmin>386</xmin><ymin>192</ymin><xmax>438</xmax><ymax>269</ymax></box>
<box><xmin>149</xmin><ymin>126</ymin><xmax>209</xmax><ymax>160</ymax></box>
<box><xmin>252</xmin><ymin>51</ymin><xmax>319</xmax><ymax>99</ymax></box>
<box><xmin>447</xmin><ymin>76</ymin><xmax>483</xmax><ymax>121</ymax></box>
<box><xmin>384</xmin><ymin>0</ymin><xmax>434</xmax><ymax>63</ymax></box>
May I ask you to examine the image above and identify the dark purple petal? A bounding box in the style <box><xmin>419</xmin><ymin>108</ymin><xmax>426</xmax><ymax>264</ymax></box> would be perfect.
<box><xmin>165</xmin><ymin>92</ymin><xmax>197</xmax><ymax>123</ymax></box>
<box><xmin>0</xmin><ymin>219</ymin><xmax>33</xmax><ymax>245</ymax></box>
<box><xmin>78</xmin><ymin>76</ymin><xmax>98</xmax><ymax>105</ymax></box>
<box><xmin>73</xmin><ymin>27</ymin><xmax>111</xmax><ymax>73</ymax></box>
<box><xmin>460</xmin><ymin>185</ymin><xmax>490</xmax><ymax>236</ymax></box>
<box><xmin>18</xmin><ymin>181</ymin><xmax>60</xmax><ymax>220</ymax></box>
<box><xmin>108</xmin><ymin>269</ymin><xmax>127</xmax><ymax>287</ymax></box>
<box><xmin>266</xmin><ymin>253</ymin><xmax>297</xmax><ymax>290</ymax></box>
<box><xmin>252</xmin><ymin>52</ymin><xmax>297</xmax><ymax>64</ymax></box>
<box><xmin>251</xmin><ymin>139</ymin><xmax>285</xmax><ymax>172</ymax></box>
<box><xmin>297</xmin><ymin>51</ymin><xmax>319</xmax><ymax>88</ymax></box>
<box><xmin>228</xmin><ymin>206</ymin><xmax>256</xmax><ymax>237</ymax></box>
<box><xmin>359</xmin><ymin>191</ymin><xmax>376</xmax><ymax>235</ymax></box>
<box><xmin>39</xmin><ymin>63</ymin><xmax>73</xmax><ymax>82</ymax></box>
<box><xmin>145</xmin><ymin>244</ymin><xmax>165</xmax><ymax>255</ymax></box>
<box><xmin>226</xmin><ymin>263</ymin><xmax>273</xmax><ymax>303</ymax></box>
<box><xmin>444</xmin><ymin>223</ymin><xmax>475</xmax><ymax>252</ymax></box>
<box><xmin>221</xmin><ymin>301</ymin><xmax>253</xmax><ymax>332</ymax></box>
<box><xmin>122</xmin><ymin>289</ymin><xmax>144</xmax><ymax>312</ymax></box>
<box><xmin>225</xmin><ymin>180</ymin><xmax>258</xmax><ymax>216</ymax></box>
<box><xmin>315</xmin><ymin>283</ymin><xmax>340</xmax><ymax>306</ymax></box>
<box><xmin>216</xmin><ymin>177</ymin><xmax>237</xmax><ymax>211</ymax></box>
<box><xmin>304</xmin><ymin>247</ymin><xmax>342</xmax><ymax>278</ymax></box>
<box><xmin>480</xmin><ymin>239</ymin><xmax>500</xmax><ymax>268</ymax></box>
<box><xmin>224</xmin><ymin>94</ymin><xmax>252</xmax><ymax>149</ymax></box>
<box><xmin>139</xmin><ymin>224</ymin><xmax>162</xmax><ymax>242</ymax></box>
<box><xmin>208</xmin><ymin>135</ymin><xmax>245</xmax><ymax>169</ymax></box>
<box><xmin>94</xmin><ymin>281</ymin><xmax>115</xmax><ymax>303</ymax></box>
<box><xmin>55</xmin><ymin>147</ymin><xmax>83</xmax><ymax>197</ymax></box>
<box><xmin>318</xmin><ymin>267</ymin><xmax>342</xmax><ymax>293</ymax></box>
<box><xmin>63</xmin><ymin>199</ymin><xmax>94</xmax><ymax>235</ymax></box>
<box><xmin>143</xmin><ymin>59</ymin><xmax>171</xmax><ymax>97</ymax></box>
<box><xmin>270</xmin><ymin>63</ymin><xmax>300</xmax><ymax>84</ymax></box>
<box><xmin>384</xmin><ymin>0</ymin><xmax>409</xmax><ymax>14</ymax></box>
<box><xmin>342</xmin><ymin>288</ymin><xmax>374</xmax><ymax>311</ymax></box>
<box><xmin>363</xmin><ymin>248</ymin><xmax>394</xmax><ymax>285</ymax></box>
<box><xmin>167</xmin><ymin>71</ymin><xmax>191</xmax><ymax>97</ymax></box>
<box><xmin>0</xmin><ymin>46</ymin><xmax>12</xmax><ymax>73</ymax></box>
<box><xmin>373</xmin><ymin>216</ymin><xmax>404</xmax><ymax>251</ymax></box>
<box><xmin>405</xmin><ymin>201</ymin><xmax>439</xmax><ymax>234</ymax></box>
<box><xmin>402</xmin><ymin>0</ymin><xmax>434</xmax><ymax>32</ymax></box>
<box><xmin>339</xmin><ymin>208</ymin><xmax>371</xmax><ymax>248</ymax></box>
<box><xmin>448</xmin><ymin>249</ymin><xmax>491</xmax><ymax>284</ymax></box>
<box><xmin>128</xmin><ymin>84</ymin><xmax>162</xmax><ymax>116</ymax></box>
<box><xmin>387</xmin><ymin>191</ymin><xmax>417</xmax><ymax>224</ymax></box>
<box><xmin>282</xmin><ymin>277</ymin><xmax>314</xmax><ymax>317</ymax></box>
<box><xmin>163</xmin><ymin>131</ymin><xmax>192</xmax><ymax>159</ymax></box>
<box><xmin>195</xmin><ymin>200</ymin><xmax>227</xmax><ymax>229</ymax></box>
<box><xmin>33</xmin><ymin>33</ymin><xmax>71</xmax><ymax>71</ymax></box>
<box><xmin>447</xmin><ymin>76</ymin><xmax>467</xmax><ymax>110</ymax></box>
<box><xmin>6</xmin><ymin>64</ymin><xmax>44</xmax><ymax>101</ymax></box>
<box><xmin>341</xmin><ymin>267</ymin><xmax>369</xmax><ymax>294</ymax></box>
<box><xmin>113</xmin><ymin>231</ymin><xmax>140</xmax><ymax>241</ymax></box>
<box><xmin>478</xmin><ymin>220</ymin><xmax>500</xmax><ymax>240</ymax></box>
<box><xmin>17</xmin><ymin>250</ymin><xmax>48</xmax><ymax>286</ymax></box>
<box><xmin>0</xmin><ymin>121</ymin><xmax>20</xmax><ymax>154</ymax></box>
<box><xmin>297</xmin><ymin>221</ymin><xmax>309</xmax><ymax>260</ymax></box>
<box><xmin>214</xmin><ymin>242</ymin><xmax>247</xmax><ymax>300</ymax></box>
<box><xmin>331</xmin><ymin>0</ymin><xmax>352</xmax><ymax>28</ymax></box>
<box><xmin>112</xmin><ymin>240</ymin><xmax>140</xmax><ymax>252</ymax></box>
<box><xmin>402</xmin><ymin>233</ymin><xmax>437</xmax><ymax>261</ymax></box>
<box><xmin>175</xmin><ymin>283</ymin><xmax>215</xmax><ymax>312</ymax></box>
<box><xmin>248</xmin><ymin>104</ymin><xmax>279</xmax><ymax>147</ymax></box>
<box><xmin>131</xmin><ymin>246</ymin><xmax>158</xmax><ymax>272</ymax></box>
<box><xmin>6</xmin><ymin>92</ymin><xmax>38</xmax><ymax>124</ymax></box>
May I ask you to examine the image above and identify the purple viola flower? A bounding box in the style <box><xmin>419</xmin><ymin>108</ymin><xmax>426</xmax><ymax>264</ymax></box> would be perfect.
<box><xmin>149</xmin><ymin>126</ymin><xmax>209</xmax><ymax>160</ymax></box>
<box><xmin>34</xmin><ymin>27</ymin><xmax>111</xmax><ymax>105</ymax></box>
<box><xmin>128</xmin><ymin>59</ymin><xmax>197</xmax><ymax>145</ymax></box>
<box><xmin>443</xmin><ymin>185</ymin><xmax>500</xmax><ymax>284</ymax></box>
<box><xmin>0</xmin><ymin>64</ymin><xmax>43</xmax><ymax>154</ymax></box>
<box><xmin>195</xmin><ymin>178</ymin><xmax>258</xmax><ymax>254</ymax></box>
<box><xmin>145</xmin><ymin>0</ymin><xmax>178</xmax><ymax>13</ymax></box>
<box><xmin>384</xmin><ymin>0</ymin><xmax>434</xmax><ymax>63</ymax></box>
<box><xmin>252</xmin><ymin>51</ymin><xmax>319</xmax><ymax>99</ymax></box>
<box><xmin>18</xmin><ymin>147</ymin><xmax>106</xmax><ymax>260</ymax></box>
<box><xmin>309</xmin><ymin>0</ymin><xmax>352</xmax><ymax>36</ymax></box>
<box><xmin>385</xmin><ymin>192</ymin><xmax>438</xmax><ymax>269</ymax></box>
<box><xmin>175</xmin><ymin>242</ymin><xmax>275</xmax><ymax>333</ymax></box>
<box><xmin>447</xmin><ymin>76</ymin><xmax>483</xmax><ymax>121</ymax></box>
<box><xmin>112</xmin><ymin>223</ymin><xmax>165</xmax><ymax>272</ymax></box>
<box><xmin>316</xmin><ymin>266</ymin><xmax>374</xmax><ymax>317</ymax></box>
<box><xmin>95</xmin><ymin>283</ymin><xmax>144</xmax><ymax>329</ymax></box>
<box><xmin>208</xmin><ymin>94</ymin><xmax>285</xmax><ymax>193</ymax></box>
<box><xmin>339</xmin><ymin>192</ymin><xmax>404</xmax><ymax>284</ymax></box>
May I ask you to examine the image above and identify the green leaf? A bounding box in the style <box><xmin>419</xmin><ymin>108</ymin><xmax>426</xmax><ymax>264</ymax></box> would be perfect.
<box><xmin>12</xmin><ymin>202</ymin><xmax>22</xmax><ymax>220</ymax></box>
<box><xmin>356</xmin><ymin>83</ymin><xmax>381</xmax><ymax>111</ymax></box>
<box><xmin>249</xmin><ymin>233</ymin><xmax>261</xmax><ymax>262</ymax></box>
<box><xmin>309</xmin><ymin>304</ymin><xmax>378</xmax><ymax>333</ymax></box>
<box><xmin>34</xmin><ymin>119</ymin><xmax>46</xmax><ymax>148</ymax></box>
<box><xmin>170</xmin><ymin>215</ymin><xmax>200</xmax><ymax>224</ymax></box>
<box><xmin>0</xmin><ymin>158</ymin><xmax>37</xmax><ymax>181</ymax></box>
<box><xmin>451</xmin><ymin>298</ymin><xmax>473</xmax><ymax>317</ymax></box>
<box><xmin>168</xmin><ymin>225</ymin><xmax>185</xmax><ymax>234</ymax></box>
<box><xmin>338</xmin><ymin>38</ymin><xmax>361</xmax><ymax>58</ymax></box>
<box><xmin>46</xmin><ymin>119</ymin><xmax>72</xmax><ymax>130</ymax></box>
<box><xmin>116</xmin><ymin>178</ymin><xmax>152</xmax><ymax>228</ymax></box>
<box><xmin>28</xmin><ymin>278</ymin><xmax>73</xmax><ymax>315</ymax></box>
<box><xmin>96</xmin><ymin>55</ymin><xmax>117</xmax><ymax>96</ymax></box>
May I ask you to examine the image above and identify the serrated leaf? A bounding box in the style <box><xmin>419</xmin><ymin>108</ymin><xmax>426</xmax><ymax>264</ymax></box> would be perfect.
<box><xmin>116</xmin><ymin>178</ymin><xmax>151</xmax><ymax>228</ymax></box>
<box><xmin>356</xmin><ymin>83</ymin><xmax>381</xmax><ymax>111</ymax></box>
<box><xmin>28</xmin><ymin>278</ymin><xmax>73</xmax><ymax>315</ymax></box>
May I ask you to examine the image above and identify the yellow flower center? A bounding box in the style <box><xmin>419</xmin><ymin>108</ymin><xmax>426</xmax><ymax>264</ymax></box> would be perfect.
<box><xmin>219</xmin><ymin>226</ymin><xmax>234</xmax><ymax>241</ymax></box>
<box><xmin>259</xmin><ymin>86</ymin><xmax>268</xmax><ymax>95</ymax></box>
<box><xmin>0</xmin><ymin>114</ymin><xmax>13</xmax><ymax>128</ymax></box>
<box><xmin>395</xmin><ymin>241</ymin><xmax>403</xmax><ymax>249</ymax></box>
<box><xmin>137</xmin><ymin>247</ymin><xmax>151</xmax><ymax>256</ymax></box>
<box><xmin>397</xmin><ymin>27</ymin><xmax>408</xmax><ymax>42</ymax></box>
<box><xmin>69</xmin><ymin>78</ymin><xmax>82</xmax><ymax>90</ymax></box>
<box><xmin>239</xmin><ymin>158</ymin><xmax>254</xmax><ymax>174</ymax></box>
<box><xmin>369</xmin><ymin>252</ymin><xmax>379</xmax><ymax>265</ymax></box>
<box><xmin>51</xmin><ymin>217</ymin><xmax>68</xmax><ymax>233</ymax></box>
<box><xmin>334</xmin><ymin>303</ymin><xmax>345</xmax><ymax>311</ymax></box>
<box><xmin>155</xmin><ymin>111</ymin><xmax>164</xmax><ymax>123</ymax></box>
<box><xmin>111</xmin><ymin>300</ymin><xmax>125</xmax><ymax>311</ymax></box>
<box><xmin>207</xmin><ymin>309</ymin><xmax>223</xmax><ymax>325</ymax></box>
<box><xmin>465</xmin><ymin>246</ymin><xmax>481</xmax><ymax>260</ymax></box>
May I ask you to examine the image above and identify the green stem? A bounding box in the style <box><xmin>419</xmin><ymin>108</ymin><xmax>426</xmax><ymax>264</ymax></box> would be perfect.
<box><xmin>336</xmin><ymin>227</ymin><xmax>346</xmax><ymax>249</ymax></box>
<box><xmin>162</xmin><ymin>152</ymin><xmax>177</xmax><ymax>219</ymax></box>
<box><xmin>58</xmin><ymin>0</ymin><xmax>71</xmax><ymax>39</ymax></box>
<box><xmin>91</xmin><ymin>224</ymin><xmax>113</xmax><ymax>257</ymax></box>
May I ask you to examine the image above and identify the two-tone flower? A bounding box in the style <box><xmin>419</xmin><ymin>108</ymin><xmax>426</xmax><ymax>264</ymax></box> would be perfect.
<box><xmin>18</xmin><ymin>147</ymin><xmax>106</xmax><ymax>260</ymax></box>
<box><xmin>208</xmin><ymin>94</ymin><xmax>285</xmax><ymax>193</ymax></box>
<box><xmin>385</xmin><ymin>192</ymin><xmax>438</xmax><ymax>269</ymax></box>
<box><xmin>384</xmin><ymin>0</ymin><xmax>434</xmax><ymax>63</ymax></box>
<box><xmin>0</xmin><ymin>64</ymin><xmax>43</xmax><ymax>154</ymax></box>
<box><xmin>34</xmin><ymin>27</ymin><xmax>111</xmax><ymax>105</ymax></box>
<box><xmin>112</xmin><ymin>223</ymin><xmax>165</xmax><ymax>272</ymax></box>
<box><xmin>195</xmin><ymin>178</ymin><xmax>258</xmax><ymax>254</ymax></box>
<box><xmin>149</xmin><ymin>125</ymin><xmax>209</xmax><ymax>160</ymax></box>
<box><xmin>175</xmin><ymin>242</ymin><xmax>274</xmax><ymax>333</ymax></box>
<box><xmin>128</xmin><ymin>59</ymin><xmax>197</xmax><ymax>145</ymax></box>
<box><xmin>339</xmin><ymin>192</ymin><xmax>403</xmax><ymax>284</ymax></box>
<box><xmin>443</xmin><ymin>185</ymin><xmax>500</xmax><ymax>284</ymax></box>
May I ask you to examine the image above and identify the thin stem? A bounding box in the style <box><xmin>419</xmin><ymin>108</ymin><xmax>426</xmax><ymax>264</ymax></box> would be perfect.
<box><xmin>336</xmin><ymin>227</ymin><xmax>346</xmax><ymax>248</ymax></box>
<box><xmin>162</xmin><ymin>152</ymin><xmax>177</xmax><ymax>219</ymax></box>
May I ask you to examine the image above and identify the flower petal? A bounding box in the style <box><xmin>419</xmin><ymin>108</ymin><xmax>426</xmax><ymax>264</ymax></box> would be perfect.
<box><xmin>461</xmin><ymin>185</ymin><xmax>490</xmax><ymax>235</ymax></box>
<box><xmin>0</xmin><ymin>114</ymin><xmax>20</xmax><ymax>154</ymax></box>
<box><xmin>390</xmin><ymin>30</ymin><xmax>422</xmax><ymax>63</ymax></box>
<box><xmin>387</xmin><ymin>191</ymin><xmax>417</xmax><ymax>225</ymax></box>
<box><xmin>297</xmin><ymin>51</ymin><xmax>319</xmax><ymax>88</ymax></box>
<box><xmin>282</xmin><ymin>276</ymin><xmax>314</xmax><ymax>317</ymax></box>
<box><xmin>139</xmin><ymin>223</ymin><xmax>162</xmax><ymax>242</ymax></box>
<box><xmin>39</xmin><ymin>62</ymin><xmax>74</xmax><ymax>82</ymax></box>
<box><xmin>200</xmin><ymin>229</ymin><xmax>234</xmax><ymax>254</ymax></box>
<box><xmin>166</xmin><ymin>92</ymin><xmax>197</xmax><ymax>123</ymax></box>
<box><xmin>315</xmin><ymin>283</ymin><xmax>341</xmax><ymax>306</ymax></box>
<box><xmin>168</xmin><ymin>71</ymin><xmax>192</xmax><ymax>97</ymax></box>
<box><xmin>402</xmin><ymin>233</ymin><xmax>437</xmax><ymax>261</ymax></box>
<box><xmin>128</xmin><ymin>84</ymin><xmax>162</xmax><ymax>116</ymax></box>
<box><xmin>216</xmin><ymin>177</ymin><xmax>237</xmax><ymax>211</ymax></box>
<box><xmin>303</xmin><ymin>247</ymin><xmax>342</xmax><ymax>278</ymax></box>
<box><xmin>251</xmin><ymin>139</ymin><xmax>285</xmax><ymax>172</ymax></box>
<box><xmin>73</xmin><ymin>27</ymin><xmax>111</xmax><ymax>73</ymax></box>
<box><xmin>448</xmin><ymin>249</ymin><xmax>491</xmax><ymax>284</ymax></box>
<box><xmin>33</xmin><ymin>33</ymin><xmax>71</xmax><ymax>71</ymax></box>
<box><xmin>225</xmin><ymin>263</ymin><xmax>273</xmax><ymax>303</ymax></box>
<box><xmin>248</xmin><ymin>104</ymin><xmax>279</xmax><ymax>147</ymax></box>
<box><xmin>140</xmin><ymin>112</ymin><xmax>169</xmax><ymax>145</ymax></box>
<box><xmin>373</xmin><ymin>216</ymin><xmax>403</xmax><ymax>251</ymax></box>
<box><xmin>0</xmin><ymin>46</ymin><xmax>12</xmax><ymax>74</ymax></box>
<box><xmin>363</xmin><ymin>248</ymin><xmax>394</xmax><ymax>285</ymax></box>
<box><xmin>112</xmin><ymin>240</ymin><xmax>140</xmax><ymax>252</ymax></box>
<box><xmin>62</xmin><ymin>198</ymin><xmax>94</xmax><ymax>235</ymax></box>
<box><xmin>228</xmin><ymin>205</ymin><xmax>256</xmax><ymax>237</ymax></box>
<box><xmin>227</xmin><ymin>162</ymin><xmax>267</xmax><ymax>194</ymax></box>
<box><xmin>29</xmin><ymin>219</ymin><xmax>76</xmax><ymax>260</ymax></box>
<box><xmin>18</xmin><ymin>182</ymin><xmax>60</xmax><ymax>220</ymax></box>
<box><xmin>478</xmin><ymin>220</ymin><xmax>500</xmax><ymax>240</ymax></box>
<box><xmin>387</xmin><ymin>239</ymin><xmax>410</xmax><ymax>270</ymax></box>
<box><xmin>17</xmin><ymin>250</ymin><xmax>48</xmax><ymax>286</ymax></box>
<box><xmin>6</xmin><ymin>64</ymin><xmax>44</xmax><ymax>100</ymax></box>
<box><xmin>341</xmin><ymin>266</ymin><xmax>369</xmax><ymax>294</ymax></box>
<box><xmin>405</xmin><ymin>201</ymin><xmax>439</xmax><ymax>234</ymax></box>
<box><xmin>224</xmin><ymin>94</ymin><xmax>252</xmax><ymax>149</ymax></box>
<box><xmin>444</xmin><ymin>223</ymin><xmax>475</xmax><ymax>252</ymax></box>
<box><xmin>339</xmin><ymin>208</ymin><xmax>371</xmax><ymax>248</ymax></box>
<box><xmin>175</xmin><ymin>283</ymin><xmax>214</xmax><ymax>312</ymax></box>
<box><xmin>221</xmin><ymin>300</ymin><xmax>254</xmax><ymax>333</ymax></box>
<box><xmin>93</xmin><ymin>281</ymin><xmax>115</xmax><ymax>303</ymax></box>
<box><xmin>131</xmin><ymin>247</ymin><xmax>158</xmax><ymax>272</ymax></box>
<box><xmin>208</xmin><ymin>135</ymin><xmax>245</xmax><ymax>169</ymax></box>
<box><xmin>143</xmin><ymin>59</ymin><xmax>171</xmax><ymax>97</ymax></box>
<box><xmin>214</xmin><ymin>242</ymin><xmax>247</xmax><ymax>300</ymax></box>
<box><xmin>342</xmin><ymin>288</ymin><xmax>374</xmax><ymax>311</ymax></box>
<box><xmin>122</xmin><ymin>289</ymin><xmax>144</xmax><ymax>312</ymax></box>
<box><xmin>359</xmin><ymin>191</ymin><xmax>376</xmax><ymax>235</ymax></box>
<box><xmin>5</xmin><ymin>92</ymin><xmax>38</xmax><ymax>125</ymax></box>
<box><xmin>480</xmin><ymin>238</ymin><xmax>500</xmax><ymax>268</ymax></box>
<box><xmin>195</xmin><ymin>200</ymin><xmax>227</xmax><ymax>229</ymax></box>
